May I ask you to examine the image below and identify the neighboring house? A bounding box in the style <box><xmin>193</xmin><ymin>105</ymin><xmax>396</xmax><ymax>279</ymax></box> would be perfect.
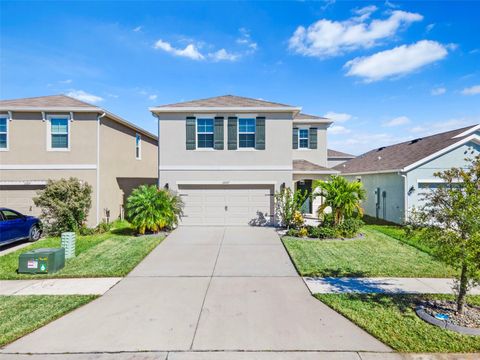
<box><xmin>0</xmin><ymin>95</ymin><xmax>158</xmax><ymax>226</ymax></box>
<box><xmin>327</xmin><ymin>149</ymin><xmax>355</xmax><ymax>168</ymax></box>
<box><xmin>336</xmin><ymin>124</ymin><xmax>480</xmax><ymax>224</ymax></box>
<box><xmin>150</xmin><ymin>95</ymin><xmax>337</xmax><ymax>225</ymax></box>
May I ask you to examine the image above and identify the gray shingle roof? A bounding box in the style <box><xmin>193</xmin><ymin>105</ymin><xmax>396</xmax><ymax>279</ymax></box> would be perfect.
<box><xmin>328</xmin><ymin>149</ymin><xmax>355</xmax><ymax>158</ymax></box>
<box><xmin>335</xmin><ymin>125</ymin><xmax>479</xmax><ymax>174</ymax></box>
<box><xmin>0</xmin><ymin>95</ymin><xmax>100</xmax><ymax>109</ymax></box>
<box><xmin>293</xmin><ymin>159</ymin><xmax>337</xmax><ymax>173</ymax></box>
<box><xmin>295</xmin><ymin>112</ymin><xmax>327</xmax><ymax>120</ymax></box>
<box><xmin>156</xmin><ymin>95</ymin><xmax>296</xmax><ymax>108</ymax></box>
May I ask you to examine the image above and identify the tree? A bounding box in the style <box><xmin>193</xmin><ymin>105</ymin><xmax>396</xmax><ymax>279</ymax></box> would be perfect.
<box><xmin>410</xmin><ymin>155</ymin><xmax>480</xmax><ymax>314</ymax></box>
<box><xmin>126</xmin><ymin>185</ymin><xmax>183</xmax><ymax>234</ymax></box>
<box><xmin>33</xmin><ymin>178</ymin><xmax>92</xmax><ymax>235</ymax></box>
<box><xmin>315</xmin><ymin>175</ymin><xmax>366</xmax><ymax>225</ymax></box>
<box><xmin>274</xmin><ymin>187</ymin><xmax>307</xmax><ymax>229</ymax></box>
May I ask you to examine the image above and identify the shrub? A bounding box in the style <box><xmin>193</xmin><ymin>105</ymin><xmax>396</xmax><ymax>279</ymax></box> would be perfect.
<box><xmin>336</xmin><ymin>218</ymin><xmax>364</xmax><ymax>238</ymax></box>
<box><xmin>95</xmin><ymin>221</ymin><xmax>112</xmax><ymax>234</ymax></box>
<box><xmin>33</xmin><ymin>178</ymin><xmax>92</xmax><ymax>235</ymax></box>
<box><xmin>298</xmin><ymin>227</ymin><xmax>308</xmax><ymax>238</ymax></box>
<box><xmin>292</xmin><ymin>210</ymin><xmax>305</xmax><ymax>229</ymax></box>
<box><xmin>274</xmin><ymin>187</ymin><xmax>307</xmax><ymax>229</ymax></box>
<box><xmin>316</xmin><ymin>226</ymin><xmax>337</xmax><ymax>239</ymax></box>
<box><xmin>78</xmin><ymin>225</ymin><xmax>96</xmax><ymax>236</ymax></box>
<box><xmin>126</xmin><ymin>185</ymin><xmax>183</xmax><ymax>234</ymax></box>
<box><xmin>286</xmin><ymin>228</ymin><xmax>300</xmax><ymax>237</ymax></box>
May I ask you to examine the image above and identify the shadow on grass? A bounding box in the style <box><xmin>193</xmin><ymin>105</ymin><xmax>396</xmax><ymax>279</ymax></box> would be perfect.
<box><xmin>314</xmin><ymin>268</ymin><xmax>369</xmax><ymax>278</ymax></box>
<box><xmin>325</xmin><ymin>293</ymin><xmax>418</xmax><ymax>314</ymax></box>
<box><xmin>110</xmin><ymin>227</ymin><xmax>136</xmax><ymax>236</ymax></box>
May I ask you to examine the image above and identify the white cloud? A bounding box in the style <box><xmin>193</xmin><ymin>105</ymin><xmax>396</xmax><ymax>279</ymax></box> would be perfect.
<box><xmin>288</xmin><ymin>9</ymin><xmax>423</xmax><ymax>58</ymax></box>
<box><xmin>431</xmin><ymin>87</ymin><xmax>446</xmax><ymax>95</ymax></box>
<box><xmin>345</xmin><ymin>40</ymin><xmax>448</xmax><ymax>82</ymax></box>
<box><xmin>153</xmin><ymin>39</ymin><xmax>204</xmax><ymax>60</ymax></box>
<box><xmin>133</xmin><ymin>26</ymin><xmax>142</xmax><ymax>32</ymax></box>
<box><xmin>59</xmin><ymin>79</ymin><xmax>72</xmax><ymax>84</ymax></box>
<box><xmin>410</xmin><ymin>117</ymin><xmax>477</xmax><ymax>136</ymax></box>
<box><xmin>382</xmin><ymin>116</ymin><xmax>410</xmax><ymax>127</ymax></box>
<box><xmin>461</xmin><ymin>85</ymin><xmax>480</xmax><ymax>95</ymax></box>
<box><xmin>236</xmin><ymin>28</ymin><xmax>258</xmax><ymax>52</ymax></box>
<box><xmin>208</xmin><ymin>49</ymin><xmax>239</xmax><ymax>62</ymax></box>
<box><xmin>65</xmin><ymin>90</ymin><xmax>103</xmax><ymax>103</ymax></box>
<box><xmin>329</xmin><ymin>131</ymin><xmax>406</xmax><ymax>154</ymax></box>
<box><xmin>323</xmin><ymin>111</ymin><xmax>353</xmax><ymax>123</ymax></box>
<box><xmin>148</xmin><ymin>94</ymin><xmax>158</xmax><ymax>100</ymax></box>
<box><xmin>328</xmin><ymin>125</ymin><xmax>351</xmax><ymax>134</ymax></box>
<box><xmin>425</xmin><ymin>23</ymin><xmax>435</xmax><ymax>33</ymax></box>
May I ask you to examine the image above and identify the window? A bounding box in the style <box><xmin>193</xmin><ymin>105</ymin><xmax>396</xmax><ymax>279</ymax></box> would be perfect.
<box><xmin>135</xmin><ymin>134</ymin><xmax>142</xmax><ymax>159</ymax></box>
<box><xmin>299</xmin><ymin>128</ymin><xmax>309</xmax><ymax>149</ymax></box>
<box><xmin>48</xmin><ymin>116</ymin><xmax>69</xmax><ymax>150</ymax></box>
<box><xmin>238</xmin><ymin>118</ymin><xmax>255</xmax><ymax>148</ymax></box>
<box><xmin>0</xmin><ymin>115</ymin><xmax>7</xmax><ymax>150</ymax></box>
<box><xmin>197</xmin><ymin>118</ymin><xmax>214</xmax><ymax>148</ymax></box>
<box><xmin>1</xmin><ymin>209</ymin><xmax>22</xmax><ymax>220</ymax></box>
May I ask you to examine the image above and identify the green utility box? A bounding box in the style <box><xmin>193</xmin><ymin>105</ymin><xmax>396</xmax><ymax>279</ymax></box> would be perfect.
<box><xmin>18</xmin><ymin>248</ymin><xmax>65</xmax><ymax>274</ymax></box>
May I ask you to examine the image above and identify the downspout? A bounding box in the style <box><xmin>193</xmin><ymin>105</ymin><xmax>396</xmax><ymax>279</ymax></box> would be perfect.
<box><xmin>400</xmin><ymin>172</ymin><xmax>408</xmax><ymax>224</ymax></box>
<box><xmin>152</xmin><ymin>112</ymin><xmax>160</xmax><ymax>188</ymax></box>
<box><xmin>96</xmin><ymin>112</ymin><xmax>106</xmax><ymax>225</ymax></box>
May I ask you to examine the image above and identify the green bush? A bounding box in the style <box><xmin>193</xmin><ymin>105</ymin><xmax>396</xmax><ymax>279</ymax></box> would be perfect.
<box><xmin>317</xmin><ymin>226</ymin><xmax>338</xmax><ymax>239</ymax></box>
<box><xmin>286</xmin><ymin>228</ymin><xmax>300</xmax><ymax>237</ymax></box>
<box><xmin>78</xmin><ymin>226</ymin><xmax>96</xmax><ymax>236</ymax></box>
<box><xmin>336</xmin><ymin>218</ymin><xmax>365</xmax><ymax>238</ymax></box>
<box><xmin>126</xmin><ymin>185</ymin><xmax>183</xmax><ymax>234</ymax></box>
<box><xmin>95</xmin><ymin>221</ymin><xmax>112</xmax><ymax>234</ymax></box>
<box><xmin>274</xmin><ymin>187</ymin><xmax>308</xmax><ymax>228</ymax></box>
<box><xmin>33</xmin><ymin>178</ymin><xmax>92</xmax><ymax>235</ymax></box>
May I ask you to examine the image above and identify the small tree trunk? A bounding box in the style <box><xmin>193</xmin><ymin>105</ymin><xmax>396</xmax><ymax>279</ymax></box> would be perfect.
<box><xmin>457</xmin><ymin>261</ymin><xmax>468</xmax><ymax>314</ymax></box>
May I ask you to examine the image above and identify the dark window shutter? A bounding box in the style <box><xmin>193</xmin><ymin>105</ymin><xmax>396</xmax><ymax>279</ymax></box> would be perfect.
<box><xmin>228</xmin><ymin>117</ymin><xmax>237</xmax><ymax>150</ymax></box>
<box><xmin>186</xmin><ymin>116</ymin><xmax>196</xmax><ymax>150</ymax></box>
<box><xmin>309</xmin><ymin>127</ymin><xmax>318</xmax><ymax>149</ymax></box>
<box><xmin>255</xmin><ymin>116</ymin><xmax>265</xmax><ymax>150</ymax></box>
<box><xmin>214</xmin><ymin>116</ymin><xmax>224</xmax><ymax>150</ymax></box>
<box><xmin>292</xmin><ymin>127</ymin><xmax>298</xmax><ymax>149</ymax></box>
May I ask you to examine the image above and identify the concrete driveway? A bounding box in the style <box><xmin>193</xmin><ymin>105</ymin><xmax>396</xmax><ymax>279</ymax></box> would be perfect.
<box><xmin>2</xmin><ymin>226</ymin><xmax>390</xmax><ymax>355</ymax></box>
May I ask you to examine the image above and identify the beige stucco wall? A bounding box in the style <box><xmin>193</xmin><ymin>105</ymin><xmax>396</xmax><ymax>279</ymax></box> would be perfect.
<box><xmin>292</xmin><ymin>122</ymin><xmax>329</xmax><ymax>166</ymax></box>
<box><xmin>0</xmin><ymin>112</ymin><xmax>97</xmax><ymax>165</ymax></box>
<box><xmin>99</xmin><ymin>116</ymin><xmax>158</xmax><ymax>223</ymax></box>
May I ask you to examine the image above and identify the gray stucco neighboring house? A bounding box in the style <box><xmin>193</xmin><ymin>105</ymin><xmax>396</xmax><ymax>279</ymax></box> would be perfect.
<box><xmin>335</xmin><ymin>124</ymin><xmax>480</xmax><ymax>224</ymax></box>
<box><xmin>150</xmin><ymin>95</ymin><xmax>338</xmax><ymax>225</ymax></box>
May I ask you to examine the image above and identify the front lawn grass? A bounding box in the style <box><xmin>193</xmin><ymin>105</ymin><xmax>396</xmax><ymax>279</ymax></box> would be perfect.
<box><xmin>317</xmin><ymin>293</ymin><xmax>480</xmax><ymax>352</ymax></box>
<box><xmin>283</xmin><ymin>228</ymin><xmax>456</xmax><ymax>278</ymax></box>
<box><xmin>0</xmin><ymin>223</ymin><xmax>165</xmax><ymax>279</ymax></box>
<box><xmin>364</xmin><ymin>225</ymin><xmax>433</xmax><ymax>255</ymax></box>
<box><xmin>0</xmin><ymin>295</ymin><xmax>97</xmax><ymax>347</ymax></box>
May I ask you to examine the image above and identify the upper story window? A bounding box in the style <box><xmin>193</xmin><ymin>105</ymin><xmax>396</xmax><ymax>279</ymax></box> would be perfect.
<box><xmin>48</xmin><ymin>115</ymin><xmax>70</xmax><ymax>150</ymax></box>
<box><xmin>197</xmin><ymin>118</ymin><xmax>214</xmax><ymax>148</ymax></box>
<box><xmin>298</xmin><ymin>128</ymin><xmax>309</xmax><ymax>149</ymax></box>
<box><xmin>0</xmin><ymin>115</ymin><xmax>8</xmax><ymax>150</ymax></box>
<box><xmin>238</xmin><ymin>118</ymin><xmax>256</xmax><ymax>148</ymax></box>
<box><xmin>135</xmin><ymin>134</ymin><xmax>142</xmax><ymax>159</ymax></box>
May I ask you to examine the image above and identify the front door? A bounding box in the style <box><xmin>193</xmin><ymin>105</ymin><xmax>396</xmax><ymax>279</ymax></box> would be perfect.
<box><xmin>296</xmin><ymin>180</ymin><xmax>312</xmax><ymax>214</ymax></box>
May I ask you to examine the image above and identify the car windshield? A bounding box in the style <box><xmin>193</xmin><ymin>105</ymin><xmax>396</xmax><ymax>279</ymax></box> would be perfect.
<box><xmin>1</xmin><ymin>210</ymin><xmax>23</xmax><ymax>220</ymax></box>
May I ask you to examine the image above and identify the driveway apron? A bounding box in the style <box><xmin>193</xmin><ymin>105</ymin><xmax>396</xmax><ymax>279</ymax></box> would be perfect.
<box><xmin>2</xmin><ymin>226</ymin><xmax>390</xmax><ymax>354</ymax></box>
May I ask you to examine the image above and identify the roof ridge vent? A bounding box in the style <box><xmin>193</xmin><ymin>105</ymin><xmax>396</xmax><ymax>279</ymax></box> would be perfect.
<box><xmin>377</xmin><ymin>146</ymin><xmax>386</xmax><ymax>151</ymax></box>
<box><xmin>409</xmin><ymin>138</ymin><xmax>423</xmax><ymax>144</ymax></box>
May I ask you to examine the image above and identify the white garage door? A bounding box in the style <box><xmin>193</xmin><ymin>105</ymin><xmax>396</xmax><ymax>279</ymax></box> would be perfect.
<box><xmin>178</xmin><ymin>185</ymin><xmax>274</xmax><ymax>226</ymax></box>
<box><xmin>0</xmin><ymin>185</ymin><xmax>45</xmax><ymax>216</ymax></box>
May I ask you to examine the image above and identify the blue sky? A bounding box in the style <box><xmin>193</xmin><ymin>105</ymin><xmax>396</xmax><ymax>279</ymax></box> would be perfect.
<box><xmin>1</xmin><ymin>0</ymin><xmax>479</xmax><ymax>154</ymax></box>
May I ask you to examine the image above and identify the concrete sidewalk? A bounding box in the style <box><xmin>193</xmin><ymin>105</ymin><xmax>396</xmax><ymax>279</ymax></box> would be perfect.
<box><xmin>0</xmin><ymin>278</ymin><xmax>122</xmax><ymax>295</ymax></box>
<box><xmin>304</xmin><ymin>277</ymin><xmax>480</xmax><ymax>295</ymax></box>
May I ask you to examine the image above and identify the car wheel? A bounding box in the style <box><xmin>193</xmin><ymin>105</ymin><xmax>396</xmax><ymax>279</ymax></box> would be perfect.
<box><xmin>29</xmin><ymin>225</ymin><xmax>42</xmax><ymax>242</ymax></box>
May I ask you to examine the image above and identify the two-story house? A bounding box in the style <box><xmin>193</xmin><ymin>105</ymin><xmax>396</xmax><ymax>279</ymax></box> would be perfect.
<box><xmin>0</xmin><ymin>95</ymin><xmax>158</xmax><ymax>226</ymax></box>
<box><xmin>150</xmin><ymin>95</ymin><xmax>337</xmax><ymax>225</ymax></box>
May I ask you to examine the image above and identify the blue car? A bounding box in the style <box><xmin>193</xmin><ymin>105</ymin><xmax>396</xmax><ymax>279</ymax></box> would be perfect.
<box><xmin>0</xmin><ymin>208</ymin><xmax>42</xmax><ymax>246</ymax></box>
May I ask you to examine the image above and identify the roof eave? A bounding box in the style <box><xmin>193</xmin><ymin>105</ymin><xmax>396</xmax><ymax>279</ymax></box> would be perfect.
<box><xmin>293</xmin><ymin>170</ymin><xmax>340</xmax><ymax>175</ymax></box>
<box><xmin>0</xmin><ymin>106</ymin><xmax>101</xmax><ymax>112</ymax></box>
<box><xmin>149</xmin><ymin>106</ymin><xmax>302</xmax><ymax>113</ymax></box>
<box><xmin>338</xmin><ymin>169</ymin><xmax>402</xmax><ymax>176</ymax></box>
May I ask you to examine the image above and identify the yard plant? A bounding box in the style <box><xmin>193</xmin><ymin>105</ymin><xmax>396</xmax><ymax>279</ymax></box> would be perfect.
<box><xmin>274</xmin><ymin>187</ymin><xmax>307</xmax><ymax>229</ymax></box>
<box><xmin>126</xmin><ymin>185</ymin><xmax>183</xmax><ymax>234</ymax></box>
<box><xmin>409</xmin><ymin>155</ymin><xmax>480</xmax><ymax>314</ymax></box>
<box><xmin>33</xmin><ymin>177</ymin><xmax>92</xmax><ymax>235</ymax></box>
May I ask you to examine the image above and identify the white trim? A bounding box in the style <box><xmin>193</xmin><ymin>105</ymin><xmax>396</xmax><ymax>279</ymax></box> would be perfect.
<box><xmin>0</xmin><ymin>114</ymin><xmax>9</xmax><ymax>151</ymax></box>
<box><xmin>159</xmin><ymin>165</ymin><xmax>292</xmax><ymax>171</ymax></box>
<box><xmin>0</xmin><ymin>164</ymin><xmax>97</xmax><ymax>170</ymax></box>
<box><xmin>402</xmin><ymin>134</ymin><xmax>480</xmax><ymax>172</ymax></box>
<box><xmin>0</xmin><ymin>180</ymin><xmax>48</xmax><ymax>186</ymax></box>
<box><xmin>46</xmin><ymin>114</ymin><xmax>71</xmax><ymax>151</ymax></box>
<box><xmin>237</xmin><ymin>117</ymin><xmax>256</xmax><ymax>149</ymax></box>
<box><xmin>150</xmin><ymin>106</ymin><xmax>301</xmax><ymax>113</ymax></box>
<box><xmin>235</xmin><ymin>113</ymin><xmax>258</xmax><ymax>118</ymax></box>
<box><xmin>293</xmin><ymin>170</ymin><xmax>339</xmax><ymax>175</ymax></box>
<box><xmin>417</xmin><ymin>178</ymin><xmax>462</xmax><ymax>184</ymax></box>
<box><xmin>196</xmin><ymin>118</ymin><xmax>214</xmax><ymax>149</ymax></box>
<box><xmin>135</xmin><ymin>133</ymin><xmax>142</xmax><ymax>159</ymax></box>
<box><xmin>339</xmin><ymin>169</ymin><xmax>401</xmax><ymax>176</ymax></box>
<box><xmin>194</xmin><ymin>113</ymin><xmax>216</xmax><ymax>118</ymax></box>
<box><xmin>453</xmin><ymin>124</ymin><xmax>480</xmax><ymax>138</ymax></box>
<box><xmin>177</xmin><ymin>180</ymin><xmax>277</xmax><ymax>185</ymax></box>
<box><xmin>298</xmin><ymin>127</ymin><xmax>309</xmax><ymax>149</ymax></box>
<box><xmin>0</xmin><ymin>106</ymin><xmax>100</xmax><ymax>112</ymax></box>
<box><xmin>96</xmin><ymin>112</ymin><xmax>106</xmax><ymax>226</ymax></box>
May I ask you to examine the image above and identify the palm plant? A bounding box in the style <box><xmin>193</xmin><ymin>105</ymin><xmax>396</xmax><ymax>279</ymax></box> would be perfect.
<box><xmin>316</xmin><ymin>176</ymin><xmax>366</xmax><ymax>226</ymax></box>
<box><xmin>126</xmin><ymin>185</ymin><xmax>183</xmax><ymax>234</ymax></box>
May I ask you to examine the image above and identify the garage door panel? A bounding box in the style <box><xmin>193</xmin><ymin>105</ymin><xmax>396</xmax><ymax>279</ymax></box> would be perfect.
<box><xmin>0</xmin><ymin>185</ymin><xmax>45</xmax><ymax>216</ymax></box>
<box><xmin>178</xmin><ymin>185</ymin><xmax>273</xmax><ymax>226</ymax></box>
